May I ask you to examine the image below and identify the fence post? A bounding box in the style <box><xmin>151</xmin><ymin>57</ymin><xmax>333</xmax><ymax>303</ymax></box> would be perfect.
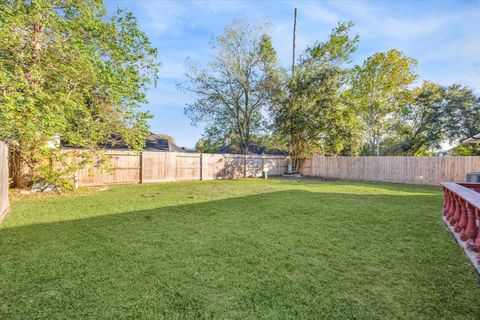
<box><xmin>139</xmin><ymin>152</ymin><xmax>143</xmax><ymax>184</ymax></box>
<box><xmin>199</xmin><ymin>153</ymin><xmax>203</xmax><ymax>181</ymax></box>
<box><xmin>165</xmin><ymin>152</ymin><xmax>177</xmax><ymax>181</ymax></box>
<box><xmin>71</xmin><ymin>150</ymin><xmax>79</xmax><ymax>188</ymax></box>
<box><xmin>244</xmin><ymin>154</ymin><xmax>247</xmax><ymax>178</ymax></box>
<box><xmin>223</xmin><ymin>154</ymin><xmax>227</xmax><ymax>179</ymax></box>
<box><xmin>0</xmin><ymin>141</ymin><xmax>10</xmax><ymax>221</ymax></box>
<box><xmin>262</xmin><ymin>155</ymin><xmax>265</xmax><ymax>177</ymax></box>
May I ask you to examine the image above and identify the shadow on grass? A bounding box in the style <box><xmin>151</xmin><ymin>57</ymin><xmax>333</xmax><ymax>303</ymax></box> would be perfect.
<box><xmin>0</xmin><ymin>190</ymin><xmax>478</xmax><ymax>319</ymax></box>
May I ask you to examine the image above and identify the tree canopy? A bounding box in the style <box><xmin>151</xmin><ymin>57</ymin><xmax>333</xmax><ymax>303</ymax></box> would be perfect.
<box><xmin>268</xmin><ymin>22</ymin><xmax>361</xmax><ymax>170</ymax></box>
<box><xmin>180</xmin><ymin>19</ymin><xmax>277</xmax><ymax>154</ymax></box>
<box><xmin>186</xmin><ymin>17</ymin><xmax>479</xmax><ymax>161</ymax></box>
<box><xmin>0</xmin><ymin>0</ymin><xmax>159</xmax><ymax>187</ymax></box>
<box><xmin>2</xmin><ymin>5</ymin><xmax>478</xmax><ymax>188</ymax></box>
<box><xmin>379</xmin><ymin>82</ymin><xmax>480</xmax><ymax>156</ymax></box>
<box><xmin>351</xmin><ymin>49</ymin><xmax>418</xmax><ymax>156</ymax></box>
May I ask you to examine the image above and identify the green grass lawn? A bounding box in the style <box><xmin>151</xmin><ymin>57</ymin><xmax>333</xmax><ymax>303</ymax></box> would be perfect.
<box><xmin>1</xmin><ymin>179</ymin><xmax>479</xmax><ymax>319</ymax></box>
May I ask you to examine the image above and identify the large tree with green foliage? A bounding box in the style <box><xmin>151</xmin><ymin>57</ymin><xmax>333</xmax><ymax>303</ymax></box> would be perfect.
<box><xmin>195</xmin><ymin>132</ymin><xmax>287</xmax><ymax>154</ymax></box>
<box><xmin>269</xmin><ymin>22</ymin><xmax>361</xmax><ymax>171</ymax></box>
<box><xmin>0</xmin><ymin>0</ymin><xmax>159</xmax><ymax>187</ymax></box>
<box><xmin>381</xmin><ymin>83</ymin><xmax>480</xmax><ymax>156</ymax></box>
<box><xmin>351</xmin><ymin>49</ymin><xmax>417</xmax><ymax>156</ymax></box>
<box><xmin>449</xmin><ymin>144</ymin><xmax>480</xmax><ymax>156</ymax></box>
<box><xmin>443</xmin><ymin>84</ymin><xmax>480</xmax><ymax>143</ymax></box>
<box><xmin>180</xmin><ymin>19</ymin><xmax>277</xmax><ymax>155</ymax></box>
<box><xmin>386</xmin><ymin>81</ymin><xmax>447</xmax><ymax>155</ymax></box>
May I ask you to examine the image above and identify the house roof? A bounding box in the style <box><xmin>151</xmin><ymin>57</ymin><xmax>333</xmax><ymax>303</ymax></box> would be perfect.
<box><xmin>217</xmin><ymin>143</ymin><xmax>288</xmax><ymax>155</ymax></box>
<box><xmin>145</xmin><ymin>133</ymin><xmax>187</xmax><ymax>152</ymax></box>
<box><xmin>464</xmin><ymin>133</ymin><xmax>480</xmax><ymax>144</ymax></box>
<box><xmin>62</xmin><ymin>133</ymin><xmax>191</xmax><ymax>152</ymax></box>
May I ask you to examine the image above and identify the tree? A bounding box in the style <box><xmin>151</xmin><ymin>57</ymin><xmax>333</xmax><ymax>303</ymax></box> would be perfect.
<box><xmin>392</xmin><ymin>81</ymin><xmax>446</xmax><ymax>155</ymax></box>
<box><xmin>352</xmin><ymin>49</ymin><xmax>417</xmax><ymax>156</ymax></box>
<box><xmin>195</xmin><ymin>137</ymin><xmax>222</xmax><ymax>153</ymax></box>
<box><xmin>443</xmin><ymin>84</ymin><xmax>480</xmax><ymax>143</ymax></box>
<box><xmin>449</xmin><ymin>144</ymin><xmax>480</xmax><ymax>156</ymax></box>
<box><xmin>269</xmin><ymin>22</ymin><xmax>360</xmax><ymax>171</ymax></box>
<box><xmin>0</xmin><ymin>0</ymin><xmax>159</xmax><ymax>188</ymax></box>
<box><xmin>380</xmin><ymin>83</ymin><xmax>479</xmax><ymax>156</ymax></box>
<box><xmin>194</xmin><ymin>131</ymin><xmax>287</xmax><ymax>155</ymax></box>
<box><xmin>180</xmin><ymin>19</ymin><xmax>277</xmax><ymax>154</ymax></box>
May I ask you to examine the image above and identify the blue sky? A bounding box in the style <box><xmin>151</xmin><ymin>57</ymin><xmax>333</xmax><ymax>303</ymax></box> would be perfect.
<box><xmin>105</xmin><ymin>0</ymin><xmax>480</xmax><ymax>148</ymax></box>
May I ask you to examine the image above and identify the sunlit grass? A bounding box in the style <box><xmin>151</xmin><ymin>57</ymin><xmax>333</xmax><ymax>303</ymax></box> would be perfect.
<box><xmin>1</xmin><ymin>179</ymin><xmax>478</xmax><ymax>319</ymax></box>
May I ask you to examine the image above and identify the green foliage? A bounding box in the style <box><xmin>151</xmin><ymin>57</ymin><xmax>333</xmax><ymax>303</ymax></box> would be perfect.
<box><xmin>442</xmin><ymin>84</ymin><xmax>480</xmax><ymax>143</ymax></box>
<box><xmin>0</xmin><ymin>0</ymin><xmax>159</xmax><ymax>187</ymax></box>
<box><xmin>388</xmin><ymin>81</ymin><xmax>446</xmax><ymax>155</ymax></box>
<box><xmin>269</xmin><ymin>22</ymin><xmax>361</xmax><ymax>169</ymax></box>
<box><xmin>379</xmin><ymin>82</ymin><xmax>480</xmax><ymax>156</ymax></box>
<box><xmin>194</xmin><ymin>132</ymin><xmax>287</xmax><ymax>155</ymax></box>
<box><xmin>190</xmin><ymin>17</ymin><xmax>480</xmax><ymax>159</ymax></box>
<box><xmin>253</xmin><ymin>132</ymin><xmax>288</xmax><ymax>154</ymax></box>
<box><xmin>180</xmin><ymin>19</ymin><xmax>277</xmax><ymax>154</ymax></box>
<box><xmin>194</xmin><ymin>136</ymin><xmax>224</xmax><ymax>153</ymax></box>
<box><xmin>351</xmin><ymin>49</ymin><xmax>418</xmax><ymax>155</ymax></box>
<box><xmin>449</xmin><ymin>144</ymin><xmax>480</xmax><ymax>156</ymax></box>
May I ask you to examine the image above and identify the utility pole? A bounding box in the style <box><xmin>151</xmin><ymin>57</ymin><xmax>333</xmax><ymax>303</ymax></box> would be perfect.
<box><xmin>287</xmin><ymin>8</ymin><xmax>297</xmax><ymax>173</ymax></box>
<box><xmin>292</xmin><ymin>8</ymin><xmax>297</xmax><ymax>75</ymax></box>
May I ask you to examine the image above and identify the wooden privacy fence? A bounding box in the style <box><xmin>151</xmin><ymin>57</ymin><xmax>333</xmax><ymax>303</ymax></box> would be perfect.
<box><xmin>74</xmin><ymin>150</ymin><xmax>289</xmax><ymax>187</ymax></box>
<box><xmin>0</xmin><ymin>141</ymin><xmax>9</xmax><ymax>220</ymax></box>
<box><xmin>300</xmin><ymin>156</ymin><xmax>480</xmax><ymax>185</ymax></box>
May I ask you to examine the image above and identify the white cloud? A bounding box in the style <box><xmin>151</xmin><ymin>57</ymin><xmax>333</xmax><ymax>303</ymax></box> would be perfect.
<box><xmin>146</xmin><ymin>82</ymin><xmax>190</xmax><ymax>110</ymax></box>
<box><xmin>379</xmin><ymin>17</ymin><xmax>446</xmax><ymax>40</ymax></box>
<box><xmin>160</xmin><ymin>61</ymin><xmax>185</xmax><ymax>80</ymax></box>
<box><xmin>135</xmin><ymin>1</ymin><xmax>189</xmax><ymax>36</ymax></box>
<box><xmin>190</xmin><ymin>0</ymin><xmax>246</xmax><ymax>14</ymax></box>
<box><xmin>329</xmin><ymin>0</ymin><xmax>381</xmax><ymax>20</ymax></box>
<box><xmin>301</xmin><ymin>2</ymin><xmax>339</xmax><ymax>24</ymax></box>
<box><xmin>158</xmin><ymin>49</ymin><xmax>202</xmax><ymax>80</ymax></box>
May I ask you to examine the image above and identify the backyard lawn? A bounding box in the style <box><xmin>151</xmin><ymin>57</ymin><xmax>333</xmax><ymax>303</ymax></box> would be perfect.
<box><xmin>0</xmin><ymin>179</ymin><xmax>479</xmax><ymax>319</ymax></box>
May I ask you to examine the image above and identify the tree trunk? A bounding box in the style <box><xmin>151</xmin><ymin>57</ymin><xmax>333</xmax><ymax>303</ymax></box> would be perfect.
<box><xmin>11</xmin><ymin>149</ymin><xmax>33</xmax><ymax>188</ymax></box>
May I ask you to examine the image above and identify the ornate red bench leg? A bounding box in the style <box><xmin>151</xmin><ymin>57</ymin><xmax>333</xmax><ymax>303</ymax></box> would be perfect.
<box><xmin>458</xmin><ymin>198</ymin><xmax>469</xmax><ymax>236</ymax></box>
<box><xmin>453</xmin><ymin>195</ymin><xmax>462</xmax><ymax>230</ymax></box>
<box><xmin>444</xmin><ymin>189</ymin><xmax>451</xmax><ymax>217</ymax></box>
<box><xmin>446</xmin><ymin>190</ymin><xmax>455</xmax><ymax>222</ymax></box>
<box><xmin>467</xmin><ymin>208</ymin><xmax>480</xmax><ymax>252</ymax></box>
<box><xmin>449</xmin><ymin>194</ymin><xmax>459</xmax><ymax>226</ymax></box>
<box><xmin>442</xmin><ymin>187</ymin><xmax>447</xmax><ymax>215</ymax></box>
<box><xmin>462</xmin><ymin>204</ymin><xmax>478</xmax><ymax>241</ymax></box>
